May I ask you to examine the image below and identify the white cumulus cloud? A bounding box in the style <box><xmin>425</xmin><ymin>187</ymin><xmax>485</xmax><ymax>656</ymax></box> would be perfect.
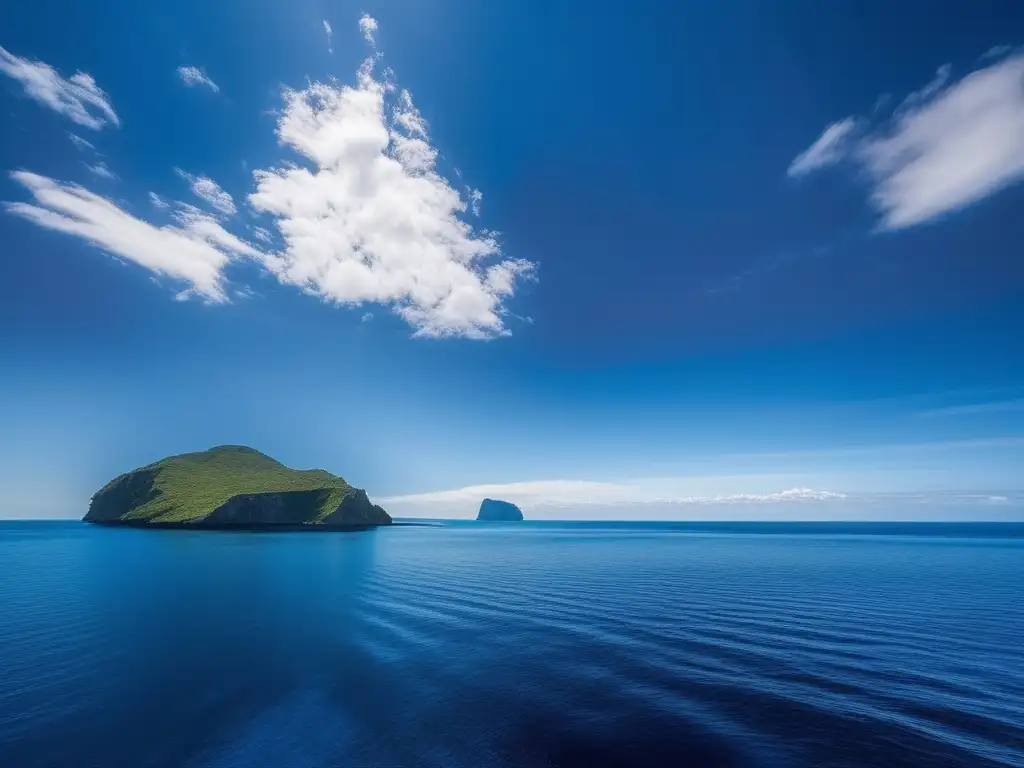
<box><xmin>359</xmin><ymin>14</ymin><xmax>378</xmax><ymax>46</ymax></box>
<box><xmin>176</xmin><ymin>66</ymin><xmax>219</xmax><ymax>93</ymax></box>
<box><xmin>247</xmin><ymin>29</ymin><xmax>534</xmax><ymax>338</ymax></box>
<box><xmin>0</xmin><ymin>45</ymin><xmax>119</xmax><ymax>130</ymax></box>
<box><xmin>789</xmin><ymin>53</ymin><xmax>1024</xmax><ymax>230</ymax></box>
<box><xmin>175</xmin><ymin>168</ymin><xmax>236</xmax><ymax>216</ymax></box>
<box><xmin>5</xmin><ymin>172</ymin><xmax>258</xmax><ymax>301</ymax></box>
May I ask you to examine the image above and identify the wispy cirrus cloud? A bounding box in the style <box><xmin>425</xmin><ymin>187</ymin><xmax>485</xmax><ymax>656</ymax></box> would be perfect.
<box><xmin>176</xmin><ymin>66</ymin><xmax>219</xmax><ymax>93</ymax></box>
<box><xmin>917</xmin><ymin>398</ymin><xmax>1024</xmax><ymax>418</ymax></box>
<box><xmin>0</xmin><ymin>45</ymin><xmax>119</xmax><ymax>129</ymax></box>
<box><xmin>84</xmin><ymin>161</ymin><xmax>117</xmax><ymax>181</ymax></box>
<box><xmin>67</xmin><ymin>132</ymin><xmax>95</xmax><ymax>152</ymax></box>
<box><xmin>787</xmin><ymin>118</ymin><xmax>858</xmax><ymax>178</ymax></box>
<box><xmin>175</xmin><ymin>168</ymin><xmax>236</xmax><ymax>216</ymax></box>
<box><xmin>789</xmin><ymin>50</ymin><xmax>1024</xmax><ymax>230</ymax></box>
<box><xmin>468</xmin><ymin>188</ymin><xmax>483</xmax><ymax>217</ymax></box>
<box><xmin>5</xmin><ymin>172</ymin><xmax>257</xmax><ymax>301</ymax></box>
<box><xmin>982</xmin><ymin>45</ymin><xmax>1012</xmax><ymax>61</ymax></box>
<box><xmin>5</xmin><ymin>17</ymin><xmax>533</xmax><ymax>339</ymax></box>
<box><xmin>148</xmin><ymin>192</ymin><xmax>170</xmax><ymax>210</ymax></box>
<box><xmin>323</xmin><ymin>20</ymin><xmax>333</xmax><ymax>54</ymax></box>
<box><xmin>248</xmin><ymin>225</ymin><xmax>273</xmax><ymax>243</ymax></box>
<box><xmin>719</xmin><ymin>435</ymin><xmax>1024</xmax><ymax>461</ymax></box>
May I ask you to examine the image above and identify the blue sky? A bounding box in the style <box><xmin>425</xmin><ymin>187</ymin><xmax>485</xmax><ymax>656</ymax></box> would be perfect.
<box><xmin>2</xmin><ymin>0</ymin><xmax>1023</xmax><ymax>520</ymax></box>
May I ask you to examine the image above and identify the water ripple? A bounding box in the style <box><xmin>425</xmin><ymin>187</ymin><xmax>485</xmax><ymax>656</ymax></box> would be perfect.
<box><xmin>1</xmin><ymin>521</ymin><xmax>1022</xmax><ymax>767</ymax></box>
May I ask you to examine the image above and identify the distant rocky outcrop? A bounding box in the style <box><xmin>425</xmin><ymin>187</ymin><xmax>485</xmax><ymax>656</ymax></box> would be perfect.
<box><xmin>477</xmin><ymin>498</ymin><xmax>524</xmax><ymax>522</ymax></box>
<box><xmin>85</xmin><ymin>445</ymin><xmax>391</xmax><ymax>528</ymax></box>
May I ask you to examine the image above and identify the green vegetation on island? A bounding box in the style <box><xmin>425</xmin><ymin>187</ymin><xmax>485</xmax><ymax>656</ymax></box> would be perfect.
<box><xmin>85</xmin><ymin>445</ymin><xmax>391</xmax><ymax>527</ymax></box>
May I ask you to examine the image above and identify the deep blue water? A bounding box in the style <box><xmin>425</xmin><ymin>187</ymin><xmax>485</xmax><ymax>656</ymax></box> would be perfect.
<box><xmin>1</xmin><ymin>521</ymin><xmax>1023</xmax><ymax>768</ymax></box>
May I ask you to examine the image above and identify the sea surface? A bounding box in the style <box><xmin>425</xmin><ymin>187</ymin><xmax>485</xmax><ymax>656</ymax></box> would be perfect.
<box><xmin>1</xmin><ymin>521</ymin><xmax>1023</xmax><ymax>767</ymax></box>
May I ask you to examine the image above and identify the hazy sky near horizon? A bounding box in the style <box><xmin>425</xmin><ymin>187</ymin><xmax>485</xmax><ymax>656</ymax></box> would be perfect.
<box><xmin>2</xmin><ymin>1</ymin><xmax>1023</xmax><ymax>520</ymax></box>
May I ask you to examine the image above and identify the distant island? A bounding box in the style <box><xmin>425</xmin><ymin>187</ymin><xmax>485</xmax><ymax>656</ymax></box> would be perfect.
<box><xmin>477</xmin><ymin>498</ymin><xmax>524</xmax><ymax>521</ymax></box>
<box><xmin>84</xmin><ymin>445</ymin><xmax>392</xmax><ymax>528</ymax></box>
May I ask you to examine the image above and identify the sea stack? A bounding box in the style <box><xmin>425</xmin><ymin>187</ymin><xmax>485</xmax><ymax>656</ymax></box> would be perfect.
<box><xmin>477</xmin><ymin>498</ymin><xmax>524</xmax><ymax>522</ymax></box>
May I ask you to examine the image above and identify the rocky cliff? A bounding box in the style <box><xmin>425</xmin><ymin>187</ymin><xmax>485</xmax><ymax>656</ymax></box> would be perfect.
<box><xmin>477</xmin><ymin>498</ymin><xmax>524</xmax><ymax>521</ymax></box>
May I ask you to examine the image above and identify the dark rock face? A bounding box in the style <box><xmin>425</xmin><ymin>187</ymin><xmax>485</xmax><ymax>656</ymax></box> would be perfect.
<box><xmin>477</xmin><ymin>498</ymin><xmax>524</xmax><ymax>521</ymax></box>
<box><xmin>182</xmin><ymin>489</ymin><xmax>389</xmax><ymax>527</ymax></box>
<box><xmin>203</xmin><ymin>490</ymin><xmax>333</xmax><ymax>526</ymax></box>
<box><xmin>84</xmin><ymin>469</ymin><xmax>159</xmax><ymax>522</ymax></box>
<box><xmin>321</xmin><ymin>488</ymin><xmax>391</xmax><ymax>526</ymax></box>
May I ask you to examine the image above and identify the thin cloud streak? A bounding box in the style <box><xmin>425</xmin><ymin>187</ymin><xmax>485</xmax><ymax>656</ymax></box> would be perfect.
<box><xmin>789</xmin><ymin>52</ymin><xmax>1024</xmax><ymax>230</ymax></box>
<box><xmin>323</xmin><ymin>20</ymin><xmax>333</xmax><ymax>54</ymax></box>
<box><xmin>148</xmin><ymin>192</ymin><xmax>170</xmax><ymax>210</ymax></box>
<box><xmin>787</xmin><ymin>118</ymin><xmax>857</xmax><ymax>177</ymax></box>
<box><xmin>175</xmin><ymin>169</ymin><xmax>236</xmax><ymax>216</ymax></box>
<box><xmin>0</xmin><ymin>45</ymin><xmax>119</xmax><ymax>129</ymax></box>
<box><xmin>84</xmin><ymin>161</ymin><xmax>117</xmax><ymax>180</ymax></box>
<box><xmin>917</xmin><ymin>399</ymin><xmax>1024</xmax><ymax>418</ymax></box>
<box><xmin>67</xmin><ymin>133</ymin><xmax>95</xmax><ymax>152</ymax></box>
<box><xmin>716</xmin><ymin>435</ymin><xmax>1024</xmax><ymax>461</ymax></box>
<box><xmin>176</xmin><ymin>66</ymin><xmax>219</xmax><ymax>93</ymax></box>
<box><xmin>5</xmin><ymin>171</ymin><xmax>258</xmax><ymax>301</ymax></box>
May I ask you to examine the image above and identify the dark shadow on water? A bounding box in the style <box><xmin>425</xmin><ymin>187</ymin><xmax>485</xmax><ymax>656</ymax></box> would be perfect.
<box><xmin>86</xmin><ymin>520</ymin><xmax>386</xmax><ymax>533</ymax></box>
<box><xmin>3</xmin><ymin>525</ymin><xmax>383</xmax><ymax>768</ymax></box>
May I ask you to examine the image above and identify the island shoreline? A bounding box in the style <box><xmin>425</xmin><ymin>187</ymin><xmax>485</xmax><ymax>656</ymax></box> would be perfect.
<box><xmin>85</xmin><ymin>520</ymin><xmax>388</xmax><ymax>532</ymax></box>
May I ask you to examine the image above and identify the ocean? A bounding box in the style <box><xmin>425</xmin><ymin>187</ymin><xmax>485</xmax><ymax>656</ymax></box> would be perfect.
<box><xmin>1</xmin><ymin>520</ymin><xmax>1022</xmax><ymax>767</ymax></box>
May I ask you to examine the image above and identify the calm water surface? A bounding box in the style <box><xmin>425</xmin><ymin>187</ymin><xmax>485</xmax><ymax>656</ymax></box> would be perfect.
<box><xmin>1</xmin><ymin>521</ymin><xmax>1023</xmax><ymax>767</ymax></box>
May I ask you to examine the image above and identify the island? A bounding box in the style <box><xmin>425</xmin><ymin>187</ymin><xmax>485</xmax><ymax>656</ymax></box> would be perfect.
<box><xmin>84</xmin><ymin>445</ymin><xmax>391</xmax><ymax>528</ymax></box>
<box><xmin>477</xmin><ymin>498</ymin><xmax>524</xmax><ymax>522</ymax></box>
